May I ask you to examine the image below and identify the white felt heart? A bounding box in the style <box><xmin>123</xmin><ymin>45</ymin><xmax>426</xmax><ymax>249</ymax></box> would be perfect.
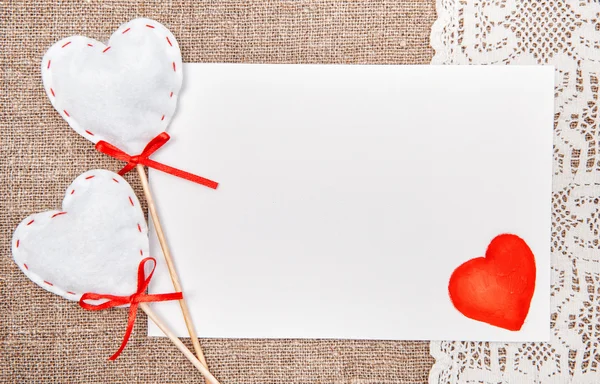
<box><xmin>12</xmin><ymin>170</ymin><xmax>149</xmax><ymax>301</ymax></box>
<box><xmin>41</xmin><ymin>18</ymin><xmax>182</xmax><ymax>154</ymax></box>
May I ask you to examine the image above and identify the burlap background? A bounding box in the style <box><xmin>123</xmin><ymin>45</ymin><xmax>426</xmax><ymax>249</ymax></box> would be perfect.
<box><xmin>1</xmin><ymin>1</ymin><xmax>436</xmax><ymax>383</ymax></box>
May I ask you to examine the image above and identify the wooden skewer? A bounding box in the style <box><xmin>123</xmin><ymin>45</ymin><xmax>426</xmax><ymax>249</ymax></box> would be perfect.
<box><xmin>140</xmin><ymin>303</ymin><xmax>220</xmax><ymax>384</ymax></box>
<box><xmin>136</xmin><ymin>164</ymin><xmax>211</xmax><ymax>384</ymax></box>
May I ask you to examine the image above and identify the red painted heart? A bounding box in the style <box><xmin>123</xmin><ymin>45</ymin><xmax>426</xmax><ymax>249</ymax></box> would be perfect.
<box><xmin>448</xmin><ymin>234</ymin><xmax>536</xmax><ymax>331</ymax></box>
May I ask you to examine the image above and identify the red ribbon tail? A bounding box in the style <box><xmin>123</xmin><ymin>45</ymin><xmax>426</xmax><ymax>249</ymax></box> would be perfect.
<box><xmin>143</xmin><ymin>158</ymin><xmax>219</xmax><ymax>189</ymax></box>
<box><xmin>108</xmin><ymin>303</ymin><xmax>139</xmax><ymax>360</ymax></box>
<box><xmin>118</xmin><ymin>163</ymin><xmax>137</xmax><ymax>176</ymax></box>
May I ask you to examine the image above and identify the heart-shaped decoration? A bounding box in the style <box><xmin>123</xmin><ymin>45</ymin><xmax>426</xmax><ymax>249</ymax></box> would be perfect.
<box><xmin>448</xmin><ymin>234</ymin><xmax>536</xmax><ymax>331</ymax></box>
<box><xmin>41</xmin><ymin>18</ymin><xmax>182</xmax><ymax>155</ymax></box>
<box><xmin>12</xmin><ymin>170</ymin><xmax>149</xmax><ymax>301</ymax></box>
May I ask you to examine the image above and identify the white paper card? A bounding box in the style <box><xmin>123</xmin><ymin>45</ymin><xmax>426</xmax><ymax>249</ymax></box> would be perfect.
<box><xmin>148</xmin><ymin>64</ymin><xmax>554</xmax><ymax>341</ymax></box>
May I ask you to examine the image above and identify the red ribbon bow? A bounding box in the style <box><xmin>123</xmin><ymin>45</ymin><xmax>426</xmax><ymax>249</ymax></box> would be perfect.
<box><xmin>79</xmin><ymin>257</ymin><xmax>182</xmax><ymax>360</ymax></box>
<box><xmin>95</xmin><ymin>132</ymin><xmax>218</xmax><ymax>189</ymax></box>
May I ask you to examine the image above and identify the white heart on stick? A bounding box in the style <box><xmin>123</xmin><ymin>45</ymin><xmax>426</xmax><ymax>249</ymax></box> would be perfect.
<box><xmin>10</xmin><ymin>170</ymin><xmax>220</xmax><ymax>382</ymax></box>
<box><xmin>12</xmin><ymin>170</ymin><xmax>149</xmax><ymax>300</ymax></box>
<box><xmin>31</xmin><ymin>20</ymin><xmax>221</xmax><ymax>381</ymax></box>
<box><xmin>41</xmin><ymin>18</ymin><xmax>183</xmax><ymax>155</ymax></box>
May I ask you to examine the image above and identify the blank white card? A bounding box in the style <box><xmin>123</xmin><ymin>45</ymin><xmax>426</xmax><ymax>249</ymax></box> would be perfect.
<box><xmin>148</xmin><ymin>64</ymin><xmax>554</xmax><ymax>341</ymax></box>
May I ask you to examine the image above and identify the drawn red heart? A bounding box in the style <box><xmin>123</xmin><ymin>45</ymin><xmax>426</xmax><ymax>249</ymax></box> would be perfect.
<box><xmin>448</xmin><ymin>234</ymin><xmax>536</xmax><ymax>331</ymax></box>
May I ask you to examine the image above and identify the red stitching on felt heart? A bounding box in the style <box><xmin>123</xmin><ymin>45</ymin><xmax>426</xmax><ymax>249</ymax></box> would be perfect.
<box><xmin>45</xmin><ymin>22</ymin><xmax>178</xmax><ymax>150</ymax></box>
<box><xmin>16</xmin><ymin>172</ymin><xmax>148</xmax><ymax>300</ymax></box>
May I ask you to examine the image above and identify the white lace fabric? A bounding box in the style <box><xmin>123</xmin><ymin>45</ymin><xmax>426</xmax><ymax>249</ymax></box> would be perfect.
<box><xmin>429</xmin><ymin>0</ymin><xmax>600</xmax><ymax>383</ymax></box>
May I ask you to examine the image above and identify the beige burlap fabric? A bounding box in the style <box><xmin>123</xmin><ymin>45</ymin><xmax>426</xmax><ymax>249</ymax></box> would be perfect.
<box><xmin>0</xmin><ymin>1</ymin><xmax>436</xmax><ymax>383</ymax></box>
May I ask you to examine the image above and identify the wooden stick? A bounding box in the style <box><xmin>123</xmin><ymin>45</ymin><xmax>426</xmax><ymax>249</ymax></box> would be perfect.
<box><xmin>136</xmin><ymin>165</ymin><xmax>211</xmax><ymax>381</ymax></box>
<box><xmin>140</xmin><ymin>303</ymin><xmax>220</xmax><ymax>384</ymax></box>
